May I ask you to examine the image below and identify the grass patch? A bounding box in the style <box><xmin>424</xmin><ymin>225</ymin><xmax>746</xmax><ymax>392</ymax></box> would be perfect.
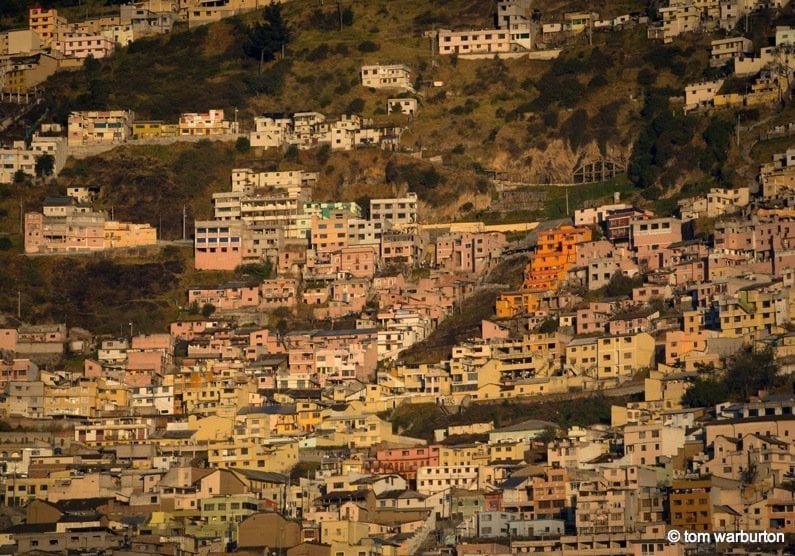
<box><xmin>399</xmin><ymin>288</ymin><xmax>500</xmax><ymax>365</ymax></box>
<box><xmin>390</xmin><ymin>393</ymin><xmax>639</xmax><ymax>442</ymax></box>
<box><xmin>750</xmin><ymin>135</ymin><xmax>794</xmax><ymax>165</ymax></box>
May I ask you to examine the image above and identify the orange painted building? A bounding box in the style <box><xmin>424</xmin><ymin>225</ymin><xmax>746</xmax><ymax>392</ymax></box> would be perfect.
<box><xmin>371</xmin><ymin>444</ymin><xmax>440</xmax><ymax>483</ymax></box>
<box><xmin>495</xmin><ymin>291</ymin><xmax>541</xmax><ymax>318</ymax></box>
<box><xmin>523</xmin><ymin>225</ymin><xmax>592</xmax><ymax>291</ymax></box>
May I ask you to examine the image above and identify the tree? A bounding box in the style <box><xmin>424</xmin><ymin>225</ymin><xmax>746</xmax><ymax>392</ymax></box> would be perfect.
<box><xmin>725</xmin><ymin>348</ymin><xmax>780</xmax><ymax>400</ymax></box>
<box><xmin>13</xmin><ymin>169</ymin><xmax>27</xmax><ymax>184</ymax></box>
<box><xmin>285</xmin><ymin>144</ymin><xmax>299</xmax><ymax>162</ymax></box>
<box><xmin>604</xmin><ymin>272</ymin><xmax>642</xmax><ymax>298</ymax></box>
<box><xmin>538</xmin><ymin>317</ymin><xmax>559</xmax><ymax>334</ymax></box>
<box><xmin>346</xmin><ymin>97</ymin><xmax>365</xmax><ymax>114</ymax></box>
<box><xmin>681</xmin><ymin>378</ymin><xmax>729</xmax><ymax>408</ymax></box>
<box><xmin>235</xmin><ymin>136</ymin><xmax>251</xmax><ymax>153</ymax></box>
<box><xmin>341</xmin><ymin>6</ymin><xmax>354</xmax><ymax>26</ymax></box>
<box><xmin>703</xmin><ymin>117</ymin><xmax>733</xmax><ymax>165</ymax></box>
<box><xmin>244</xmin><ymin>3</ymin><xmax>290</xmax><ymax>73</ymax></box>
<box><xmin>35</xmin><ymin>154</ymin><xmax>55</xmax><ymax>177</ymax></box>
<box><xmin>201</xmin><ymin>303</ymin><xmax>216</xmax><ymax>317</ymax></box>
<box><xmin>355</xmin><ymin>195</ymin><xmax>371</xmax><ymax>219</ymax></box>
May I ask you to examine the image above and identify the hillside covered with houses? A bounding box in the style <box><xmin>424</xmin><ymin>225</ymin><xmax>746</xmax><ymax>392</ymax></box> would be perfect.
<box><xmin>2</xmin><ymin>1</ymin><xmax>795</xmax><ymax>556</ymax></box>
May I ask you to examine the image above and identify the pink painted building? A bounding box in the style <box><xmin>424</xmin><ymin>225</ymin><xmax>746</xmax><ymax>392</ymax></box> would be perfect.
<box><xmin>576</xmin><ymin>302</ymin><xmax>612</xmax><ymax>335</ymax></box>
<box><xmin>170</xmin><ymin>320</ymin><xmax>229</xmax><ymax>341</ymax></box>
<box><xmin>278</xmin><ymin>243</ymin><xmax>306</xmax><ymax>276</ymax></box>
<box><xmin>632</xmin><ymin>284</ymin><xmax>672</xmax><ymax>303</ymax></box>
<box><xmin>334</xmin><ymin>245</ymin><xmax>378</xmax><ymax>279</ymax></box>
<box><xmin>607</xmin><ymin>309</ymin><xmax>658</xmax><ymax>335</ymax></box>
<box><xmin>53</xmin><ymin>32</ymin><xmax>115</xmax><ymax>59</ymax></box>
<box><xmin>260</xmin><ymin>278</ymin><xmax>298</xmax><ymax>309</ymax></box>
<box><xmin>381</xmin><ymin>230</ymin><xmax>422</xmax><ymax>268</ymax></box>
<box><xmin>302</xmin><ymin>285</ymin><xmax>330</xmax><ymax>305</ymax></box>
<box><xmin>194</xmin><ymin>220</ymin><xmax>245</xmax><ymax>271</ymax></box>
<box><xmin>372</xmin><ymin>444</ymin><xmax>441</xmax><ymax>482</ymax></box>
<box><xmin>311</xmin><ymin>214</ymin><xmax>349</xmax><ymax>254</ymax></box>
<box><xmin>630</xmin><ymin>217</ymin><xmax>684</xmax><ymax>270</ymax></box>
<box><xmin>434</xmin><ymin>232</ymin><xmax>507</xmax><ymax>274</ymax></box>
<box><xmin>0</xmin><ymin>358</ymin><xmax>36</xmax><ymax>390</ymax></box>
<box><xmin>188</xmin><ymin>282</ymin><xmax>260</xmax><ymax>311</ymax></box>
<box><xmin>248</xmin><ymin>328</ymin><xmax>284</xmax><ymax>354</ymax></box>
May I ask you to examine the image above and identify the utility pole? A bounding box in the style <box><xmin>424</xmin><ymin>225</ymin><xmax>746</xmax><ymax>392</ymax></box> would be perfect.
<box><xmin>337</xmin><ymin>0</ymin><xmax>342</xmax><ymax>31</ymax></box>
<box><xmin>565</xmin><ymin>188</ymin><xmax>570</xmax><ymax>216</ymax></box>
<box><xmin>182</xmin><ymin>205</ymin><xmax>186</xmax><ymax>241</ymax></box>
<box><xmin>17</xmin><ymin>290</ymin><xmax>21</xmax><ymax>319</ymax></box>
<box><xmin>588</xmin><ymin>14</ymin><xmax>593</xmax><ymax>47</ymax></box>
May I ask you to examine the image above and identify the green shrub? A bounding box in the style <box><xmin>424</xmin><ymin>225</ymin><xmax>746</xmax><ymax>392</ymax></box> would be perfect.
<box><xmin>358</xmin><ymin>40</ymin><xmax>380</xmax><ymax>52</ymax></box>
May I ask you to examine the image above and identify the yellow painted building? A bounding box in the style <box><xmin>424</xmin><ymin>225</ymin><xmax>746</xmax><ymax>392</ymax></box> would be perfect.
<box><xmin>131</xmin><ymin>121</ymin><xmax>179</xmax><ymax>139</ymax></box>
<box><xmin>438</xmin><ymin>444</ymin><xmax>489</xmax><ymax>467</ymax></box>
<box><xmin>44</xmin><ymin>379</ymin><xmax>97</xmax><ymax>418</ymax></box>
<box><xmin>96</xmin><ymin>378</ymin><xmax>131</xmax><ymax>413</ymax></box>
<box><xmin>718</xmin><ymin>286</ymin><xmax>791</xmax><ymax>340</ymax></box>
<box><xmin>1</xmin><ymin>54</ymin><xmax>58</xmax><ymax>94</ymax></box>
<box><xmin>495</xmin><ymin>291</ymin><xmax>541</xmax><ymax>318</ymax></box>
<box><xmin>488</xmin><ymin>441</ymin><xmax>525</xmax><ymax>464</ymax></box>
<box><xmin>103</xmin><ymin>221</ymin><xmax>157</xmax><ymax>248</ymax></box>
<box><xmin>565</xmin><ymin>332</ymin><xmax>656</xmax><ymax>380</ymax></box>
<box><xmin>296</xmin><ymin>401</ymin><xmax>323</xmax><ymax>432</ymax></box>
<box><xmin>316</xmin><ymin>408</ymin><xmax>424</xmax><ymax>448</ymax></box>
<box><xmin>208</xmin><ymin>437</ymin><xmax>298</xmax><ymax>473</ymax></box>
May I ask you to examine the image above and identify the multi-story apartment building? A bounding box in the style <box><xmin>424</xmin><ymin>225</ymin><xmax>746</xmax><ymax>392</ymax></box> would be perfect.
<box><xmin>709</xmin><ymin>36</ymin><xmax>753</xmax><ymax>67</ymax></box>
<box><xmin>250</xmin><ymin>111</ymin><xmax>403</xmax><ymax>152</ymax></box>
<box><xmin>670</xmin><ymin>478</ymin><xmax>742</xmax><ymax>533</ymax></box>
<box><xmin>178</xmin><ymin>109</ymin><xmax>233</xmax><ymax>136</ymax></box>
<box><xmin>576</xmin><ymin>477</ymin><xmax>639</xmax><ymax>535</ymax></box>
<box><xmin>360</xmin><ymin>64</ymin><xmax>413</xmax><ymax>90</ymax></box>
<box><xmin>207</xmin><ymin>437</ymin><xmax>298</xmax><ymax>473</ymax></box>
<box><xmin>371</xmin><ymin>445</ymin><xmax>441</xmax><ymax>482</ymax></box>
<box><xmin>187</xmin><ymin>282</ymin><xmax>260</xmax><ymax>310</ymax></box>
<box><xmin>185</xmin><ymin>0</ymin><xmax>263</xmax><ymax>27</ymax></box>
<box><xmin>630</xmin><ymin>217</ymin><xmax>683</xmax><ymax>270</ymax></box>
<box><xmin>760</xmin><ymin>147</ymin><xmax>795</xmax><ymax>197</ymax></box>
<box><xmin>231</xmin><ymin>168</ymin><xmax>318</xmax><ymax>193</ymax></box>
<box><xmin>194</xmin><ymin>219</ymin><xmax>246</xmax><ymax>270</ymax></box>
<box><xmin>74</xmin><ymin>417</ymin><xmax>152</xmax><ymax>446</ymax></box>
<box><xmin>0</xmin><ymin>134</ymin><xmax>67</xmax><ymax>184</ymax></box>
<box><xmin>24</xmin><ymin>201</ymin><xmax>104</xmax><ymax>253</ymax></box>
<box><xmin>717</xmin><ymin>284</ymin><xmax>792</xmax><ymax>339</ymax></box>
<box><xmin>678</xmin><ymin>187</ymin><xmax>750</xmax><ymax>220</ymax></box>
<box><xmin>1</xmin><ymin>52</ymin><xmax>59</xmax><ymax>94</ymax></box>
<box><xmin>67</xmin><ymin>110</ymin><xmax>134</xmax><ymax>146</ymax></box>
<box><xmin>624</xmin><ymin>423</ymin><xmax>686</xmax><ymax>466</ymax></box>
<box><xmin>52</xmin><ymin>33</ymin><xmax>115</xmax><ymax>59</ymax></box>
<box><xmin>435</xmin><ymin>232</ymin><xmax>507</xmax><ymax>274</ymax></box>
<box><xmin>684</xmin><ymin>79</ymin><xmax>724</xmax><ymax>111</ymax></box>
<box><xmin>24</xmin><ymin>197</ymin><xmax>156</xmax><ymax>254</ymax></box>
<box><xmin>416</xmin><ymin>465</ymin><xmax>486</xmax><ymax>495</ymax></box>
<box><xmin>369</xmin><ymin>193</ymin><xmax>418</xmax><ymax>227</ymax></box>
<box><xmin>523</xmin><ymin>225</ymin><xmax>592</xmax><ymax>291</ymax></box>
<box><xmin>28</xmin><ymin>7</ymin><xmax>66</xmax><ymax>44</ymax></box>
<box><xmin>437</xmin><ymin>27</ymin><xmax>531</xmax><ymax>55</ymax></box>
<box><xmin>565</xmin><ymin>332</ymin><xmax>656</xmax><ymax>382</ymax></box>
